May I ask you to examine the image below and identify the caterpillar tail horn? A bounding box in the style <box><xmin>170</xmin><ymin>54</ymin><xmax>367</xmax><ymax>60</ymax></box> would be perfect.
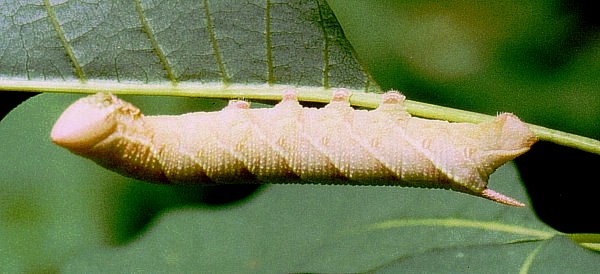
<box><xmin>481</xmin><ymin>189</ymin><xmax>525</xmax><ymax>207</ymax></box>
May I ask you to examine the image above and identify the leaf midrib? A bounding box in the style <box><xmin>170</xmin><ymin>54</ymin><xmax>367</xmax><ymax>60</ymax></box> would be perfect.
<box><xmin>366</xmin><ymin>218</ymin><xmax>555</xmax><ymax>239</ymax></box>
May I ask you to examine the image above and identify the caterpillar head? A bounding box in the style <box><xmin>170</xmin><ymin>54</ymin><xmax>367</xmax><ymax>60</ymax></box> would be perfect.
<box><xmin>51</xmin><ymin>93</ymin><xmax>139</xmax><ymax>152</ymax></box>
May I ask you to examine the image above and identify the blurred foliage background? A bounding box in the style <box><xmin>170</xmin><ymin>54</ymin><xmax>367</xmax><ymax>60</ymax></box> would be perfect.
<box><xmin>329</xmin><ymin>0</ymin><xmax>598</xmax><ymax>137</ymax></box>
<box><xmin>326</xmin><ymin>0</ymin><xmax>600</xmax><ymax>233</ymax></box>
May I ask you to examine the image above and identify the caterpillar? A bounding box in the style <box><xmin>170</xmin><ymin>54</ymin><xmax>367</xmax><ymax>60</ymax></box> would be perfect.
<box><xmin>50</xmin><ymin>89</ymin><xmax>537</xmax><ymax>206</ymax></box>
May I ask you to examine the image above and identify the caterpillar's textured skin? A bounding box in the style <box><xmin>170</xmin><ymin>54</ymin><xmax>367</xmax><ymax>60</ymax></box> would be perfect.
<box><xmin>51</xmin><ymin>89</ymin><xmax>537</xmax><ymax>206</ymax></box>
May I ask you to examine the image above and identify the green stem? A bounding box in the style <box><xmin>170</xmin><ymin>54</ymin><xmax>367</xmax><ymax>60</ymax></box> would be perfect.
<box><xmin>2</xmin><ymin>80</ymin><xmax>600</xmax><ymax>155</ymax></box>
<box><xmin>568</xmin><ymin>233</ymin><xmax>600</xmax><ymax>252</ymax></box>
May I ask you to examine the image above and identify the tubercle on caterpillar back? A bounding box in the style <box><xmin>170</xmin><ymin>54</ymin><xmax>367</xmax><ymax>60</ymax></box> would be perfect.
<box><xmin>51</xmin><ymin>89</ymin><xmax>537</xmax><ymax>207</ymax></box>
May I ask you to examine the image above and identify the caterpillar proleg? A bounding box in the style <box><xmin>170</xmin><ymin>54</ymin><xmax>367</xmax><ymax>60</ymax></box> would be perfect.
<box><xmin>51</xmin><ymin>89</ymin><xmax>537</xmax><ymax>206</ymax></box>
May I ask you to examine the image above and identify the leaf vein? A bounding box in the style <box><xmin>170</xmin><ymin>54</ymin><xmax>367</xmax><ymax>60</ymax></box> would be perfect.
<box><xmin>519</xmin><ymin>241</ymin><xmax>545</xmax><ymax>274</ymax></box>
<box><xmin>367</xmin><ymin>218</ymin><xmax>555</xmax><ymax>239</ymax></box>
<box><xmin>133</xmin><ymin>0</ymin><xmax>177</xmax><ymax>83</ymax></box>
<box><xmin>265</xmin><ymin>0</ymin><xmax>274</xmax><ymax>84</ymax></box>
<box><xmin>202</xmin><ymin>0</ymin><xmax>230</xmax><ymax>85</ymax></box>
<box><xmin>315</xmin><ymin>1</ymin><xmax>330</xmax><ymax>88</ymax></box>
<box><xmin>42</xmin><ymin>0</ymin><xmax>85</xmax><ymax>81</ymax></box>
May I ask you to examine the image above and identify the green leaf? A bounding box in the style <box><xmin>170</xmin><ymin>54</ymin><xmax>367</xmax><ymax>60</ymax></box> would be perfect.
<box><xmin>373</xmin><ymin>235</ymin><xmax>600</xmax><ymax>273</ymax></box>
<box><xmin>0</xmin><ymin>0</ymin><xmax>375</xmax><ymax>89</ymax></box>
<box><xmin>3</xmin><ymin>92</ymin><xmax>599</xmax><ymax>273</ymax></box>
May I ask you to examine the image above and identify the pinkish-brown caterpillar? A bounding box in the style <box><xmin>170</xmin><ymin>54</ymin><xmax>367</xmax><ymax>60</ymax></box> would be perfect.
<box><xmin>51</xmin><ymin>89</ymin><xmax>537</xmax><ymax>206</ymax></box>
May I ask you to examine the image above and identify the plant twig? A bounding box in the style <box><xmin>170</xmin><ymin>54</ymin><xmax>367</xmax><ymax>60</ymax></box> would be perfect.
<box><xmin>2</xmin><ymin>80</ymin><xmax>599</xmax><ymax>155</ymax></box>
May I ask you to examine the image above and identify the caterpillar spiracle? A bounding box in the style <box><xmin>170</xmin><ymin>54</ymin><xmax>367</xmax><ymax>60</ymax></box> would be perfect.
<box><xmin>51</xmin><ymin>89</ymin><xmax>537</xmax><ymax>206</ymax></box>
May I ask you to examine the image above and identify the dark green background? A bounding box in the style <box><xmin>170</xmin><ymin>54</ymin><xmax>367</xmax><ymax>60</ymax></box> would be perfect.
<box><xmin>326</xmin><ymin>0</ymin><xmax>600</xmax><ymax>233</ymax></box>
